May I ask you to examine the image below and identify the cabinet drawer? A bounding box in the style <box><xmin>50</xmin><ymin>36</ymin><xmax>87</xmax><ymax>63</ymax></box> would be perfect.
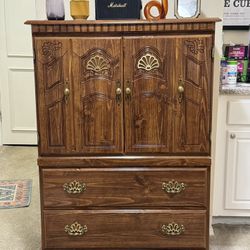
<box><xmin>227</xmin><ymin>100</ymin><xmax>250</xmax><ymax>125</ymax></box>
<box><xmin>41</xmin><ymin>167</ymin><xmax>209</xmax><ymax>208</ymax></box>
<box><xmin>43</xmin><ymin>209</ymin><xmax>207</xmax><ymax>249</ymax></box>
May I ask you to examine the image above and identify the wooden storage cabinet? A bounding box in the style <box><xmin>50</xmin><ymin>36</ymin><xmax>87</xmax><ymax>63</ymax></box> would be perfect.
<box><xmin>26</xmin><ymin>19</ymin><xmax>219</xmax><ymax>250</ymax></box>
<box><xmin>34</xmin><ymin>35</ymin><xmax>212</xmax><ymax>156</ymax></box>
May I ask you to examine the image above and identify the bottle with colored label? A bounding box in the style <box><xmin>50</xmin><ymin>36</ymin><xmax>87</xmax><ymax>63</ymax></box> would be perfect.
<box><xmin>220</xmin><ymin>57</ymin><xmax>228</xmax><ymax>84</ymax></box>
<box><xmin>227</xmin><ymin>60</ymin><xmax>237</xmax><ymax>85</ymax></box>
<box><xmin>237</xmin><ymin>60</ymin><xmax>248</xmax><ymax>83</ymax></box>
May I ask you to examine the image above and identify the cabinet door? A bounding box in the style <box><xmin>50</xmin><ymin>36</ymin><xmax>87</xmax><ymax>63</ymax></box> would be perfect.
<box><xmin>35</xmin><ymin>38</ymin><xmax>73</xmax><ymax>155</ymax></box>
<box><xmin>173</xmin><ymin>35</ymin><xmax>213</xmax><ymax>154</ymax></box>
<box><xmin>72</xmin><ymin>38</ymin><xmax>123</xmax><ymax>154</ymax></box>
<box><xmin>124</xmin><ymin>37</ymin><xmax>174</xmax><ymax>153</ymax></box>
<box><xmin>225</xmin><ymin>131</ymin><xmax>250</xmax><ymax>210</ymax></box>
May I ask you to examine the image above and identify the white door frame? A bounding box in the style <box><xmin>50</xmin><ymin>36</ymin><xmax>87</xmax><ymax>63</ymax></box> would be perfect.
<box><xmin>0</xmin><ymin>0</ymin><xmax>46</xmax><ymax>145</ymax></box>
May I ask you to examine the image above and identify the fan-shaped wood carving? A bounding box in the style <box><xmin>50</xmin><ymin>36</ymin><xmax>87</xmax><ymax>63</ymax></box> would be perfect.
<box><xmin>86</xmin><ymin>55</ymin><xmax>109</xmax><ymax>73</ymax></box>
<box><xmin>137</xmin><ymin>53</ymin><xmax>160</xmax><ymax>72</ymax></box>
<box><xmin>81</xmin><ymin>48</ymin><xmax>117</xmax><ymax>80</ymax></box>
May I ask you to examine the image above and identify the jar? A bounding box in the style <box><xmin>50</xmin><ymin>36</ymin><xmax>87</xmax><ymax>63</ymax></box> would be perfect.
<box><xmin>46</xmin><ymin>0</ymin><xmax>65</xmax><ymax>20</ymax></box>
<box><xmin>247</xmin><ymin>61</ymin><xmax>250</xmax><ymax>83</ymax></box>
<box><xmin>237</xmin><ymin>59</ymin><xmax>248</xmax><ymax>83</ymax></box>
<box><xmin>70</xmin><ymin>0</ymin><xmax>89</xmax><ymax>19</ymax></box>
<box><xmin>227</xmin><ymin>60</ymin><xmax>237</xmax><ymax>85</ymax></box>
<box><xmin>220</xmin><ymin>57</ymin><xmax>227</xmax><ymax>85</ymax></box>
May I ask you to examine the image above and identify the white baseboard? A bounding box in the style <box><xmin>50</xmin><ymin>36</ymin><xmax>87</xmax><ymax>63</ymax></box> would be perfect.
<box><xmin>210</xmin><ymin>224</ymin><xmax>215</xmax><ymax>236</ymax></box>
<box><xmin>212</xmin><ymin>216</ymin><xmax>250</xmax><ymax>225</ymax></box>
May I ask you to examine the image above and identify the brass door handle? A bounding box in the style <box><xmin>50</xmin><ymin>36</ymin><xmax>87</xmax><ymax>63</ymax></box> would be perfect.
<box><xmin>116</xmin><ymin>87</ymin><xmax>122</xmax><ymax>103</ymax></box>
<box><xmin>116</xmin><ymin>80</ymin><xmax>122</xmax><ymax>104</ymax></box>
<box><xmin>64</xmin><ymin>78</ymin><xmax>70</xmax><ymax>104</ymax></box>
<box><xmin>63</xmin><ymin>180</ymin><xmax>86</xmax><ymax>194</ymax></box>
<box><xmin>178</xmin><ymin>86</ymin><xmax>184</xmax><ymax>93</ymax></box>
<box><xmin>116</xmin><ymin>88</ymin><xmax>122</xmax><ymax>95</ymax></box>
<box><xmin>64</xmin><ymin>88</ymin><xmax>70</xmax><ymax>104</ymax></box>
<box><xmin>65</xmin><ymin>222</ymin><xmax>87</xmax><ymax>236</ymax></box>
<box><xmin>162</xmin><ymin>180</ymin><xmax>186</xmax><ymax>194</ymax></box>
<box><xmin>125</xmin><ymin>87</ymin><xmax>132</xmax><ymax>101</ymax></box>
<box><xmin>125</xmin><ymin>87</ymin><xmax>131</xmax><ymax>95</ymax></box>
<box><xmin>64</xmin><ymin>88</ymin><xmax>70</xmax><ymax>96</ymax></box>
<box><xmin>125</xmin><ymin>80</ymin><xmax>132</xmax><ymax>100</ymax></box>
<box><xmin>178</xmin><ymin>78</ymin><xmax>184</xmax><ymax>103</ymax></box>
<box><xmin>161</xmin><ymin>223</ymin><xmax>185</xmax><ymax>236</ymax></box>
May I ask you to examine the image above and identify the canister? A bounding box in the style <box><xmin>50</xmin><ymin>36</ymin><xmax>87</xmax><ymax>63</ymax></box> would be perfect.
<box><xmin>220</xmin><ymin>57</ymin><xmax>227</xmax><ymax>85</ymax></box>
<box><xmin>237</xmin><ymin>60</ymin><xmax>248</xmax><ymax>83</ymax></box>
<box><xmin>70</xmin><ymin>0</ymin><xmax>89</xmax><ymax>19</ymax></box>
<box><xmin>227</xmin><ymin>60</ymin><xmax>237</xmax><ymax>85</ymax></box>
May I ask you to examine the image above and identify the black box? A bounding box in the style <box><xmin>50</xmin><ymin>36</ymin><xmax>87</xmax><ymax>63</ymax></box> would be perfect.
<box><xmin>95</xmin><ymin>0</ymin><xmax>142</xmax><ymax>20</ymax></box>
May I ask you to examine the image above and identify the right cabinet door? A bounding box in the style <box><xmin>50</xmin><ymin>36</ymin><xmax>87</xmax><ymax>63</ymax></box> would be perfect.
<box><xmin>225</xmin><ymin>131</ymin><xmax>250</xmax><ymax>209</ymax></box>
<box><xmin>173</xmin><ymin>35</ymin><xmax>213</xmax><ymax>155</ymax></box>
<box><xmin>124</xmin><ymin>37</ymin><xmax>174</xmax><ymax>153</ymax></box>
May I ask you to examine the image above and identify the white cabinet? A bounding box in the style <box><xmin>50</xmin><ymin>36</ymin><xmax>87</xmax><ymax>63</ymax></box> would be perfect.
<box><xmin>213</xmin><ymin>95</ymin><xmax>250</xmax><ymax>216</ymax></box>
<box><xmin>225</xmin><ymin>131</ymin><xmax>250</xmax><ymax>210</ymax></box>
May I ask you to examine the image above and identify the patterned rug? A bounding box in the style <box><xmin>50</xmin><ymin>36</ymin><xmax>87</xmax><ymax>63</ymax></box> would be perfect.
<box><xmin>0</xmin><ymin>179</ymin><xmax>32</xmax><ymax>209</ymax></box>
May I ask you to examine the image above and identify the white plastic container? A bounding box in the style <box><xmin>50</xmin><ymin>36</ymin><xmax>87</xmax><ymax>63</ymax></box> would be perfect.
<box><xmin>227</xmin><ymin>60</ymin><xmax>237</xmax><ymax>85</ymax></box>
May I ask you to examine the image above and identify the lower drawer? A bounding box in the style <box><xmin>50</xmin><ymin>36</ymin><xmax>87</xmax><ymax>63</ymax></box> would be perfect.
<box><xmin>43</xmin><ymin>209</ymin><xmax>207</xmax><ymax>249</ymax></box>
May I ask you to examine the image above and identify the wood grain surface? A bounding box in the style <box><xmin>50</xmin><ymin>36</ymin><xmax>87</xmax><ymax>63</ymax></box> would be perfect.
<box><xmin>43</xmin><ymin>209</ymin><xmax>207</xmax><ymax>249</ymax></box>
<box><xmin>25</xmin><ymin>18</ymin><xmax>220</xmax><ymax>36</ymax></box>
<box><xmin>27</xmin><ymin>19</ymin><xmax>216</xmax><ymax>250</ymax></box>
<box><xmin>38</xmin><ymin>156</ymin><xmax>211</xmax><ymax>167</ymax></box>
<box><xmin>42</xmin><ymin>167</ymin><xmax>209</xmax><ymax>208</ymax></box>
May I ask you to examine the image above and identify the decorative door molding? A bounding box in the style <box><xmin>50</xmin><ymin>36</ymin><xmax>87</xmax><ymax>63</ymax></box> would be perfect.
<box><xmin>0</xmin><ymin>0</ymin><xmax>41</xmax><ymax>144</ymax></box>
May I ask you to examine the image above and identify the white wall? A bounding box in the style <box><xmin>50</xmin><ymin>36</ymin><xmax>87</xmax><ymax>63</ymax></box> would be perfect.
<box><xmin>36</xmin><ymin>0</ymin><xmax>223</xmax><ymax>20</ymax></box>
<box><xmin>223</xmin><ymin>30</ymin><xmax>249</xmax><ymax>44</ymax></box>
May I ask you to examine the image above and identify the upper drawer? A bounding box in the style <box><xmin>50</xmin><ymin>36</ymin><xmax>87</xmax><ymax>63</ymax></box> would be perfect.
<box><xmin>227</xmin><ymin>100</ymin><xmax>250</xmax><ymax>125</ymax></box>
<box><xmin>41</xmin><ymin>167</ymin><xmax>209</xmax><ymax>209</ymax></box>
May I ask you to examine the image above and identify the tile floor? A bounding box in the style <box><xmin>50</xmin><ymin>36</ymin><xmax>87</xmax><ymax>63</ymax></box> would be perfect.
<box><xmin>0</xmin><ymin>146</ymin><xmax>250</xmax><ymax>250</ymax></box>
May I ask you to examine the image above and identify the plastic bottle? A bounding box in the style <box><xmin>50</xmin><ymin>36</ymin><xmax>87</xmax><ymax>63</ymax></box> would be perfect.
<box><xmin>220</xmin><ymin>57</ymin><xmax>228</xmax><ymax>85</ymax></box>
<box><xmin>227</xmin><ymin>60</ymin><xmax>237</xmax><ymax>85</ymax></box>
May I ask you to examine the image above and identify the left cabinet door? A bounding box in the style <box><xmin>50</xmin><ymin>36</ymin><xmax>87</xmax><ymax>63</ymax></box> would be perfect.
<box><xmin>35</xmin><ymin>38</ymin><xmax>74</xmax><ymax>155</ymax></box>
<box><xmin>72</xmin><ymin>38</ymin><xmax>123</xmax><ymax>154</ymax></box>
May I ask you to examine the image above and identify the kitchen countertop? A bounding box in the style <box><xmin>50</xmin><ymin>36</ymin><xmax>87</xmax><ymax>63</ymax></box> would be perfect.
<box><xmin>220</xmin><ymin>83</ymin><xmax>250</xmax><ymax>95</ymax></box>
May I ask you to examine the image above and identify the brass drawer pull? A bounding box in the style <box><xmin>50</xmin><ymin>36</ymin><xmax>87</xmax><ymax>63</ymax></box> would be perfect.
<box><xmin>161</xmin><ymin>222</ymin><xmax>185</xmax><ymax>236</ymax></box>
<box><xmin>63</xmin><ymin>180</ymin><xmax>86</xmax><ymax>194</ymax></box>
<box><xmin>65</xmin><ymin>221</ymin><xmax>87</xmax><ymax>236</ymax></box>
<box><xmin>162</xmin><ymin>180</ymin><xmax>186</xmax><ymax>194</ymax></box>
